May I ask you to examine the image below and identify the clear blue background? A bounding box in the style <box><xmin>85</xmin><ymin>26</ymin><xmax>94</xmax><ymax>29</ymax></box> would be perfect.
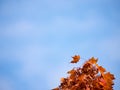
<box><xmin>0</xmin><ymin>0</ymin><xmax>120</xmax><ymax>90</ymax></box>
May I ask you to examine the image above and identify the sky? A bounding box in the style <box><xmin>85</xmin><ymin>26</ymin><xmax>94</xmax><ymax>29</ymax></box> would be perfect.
<box><xmin>0</xmin><ymin>0</ymin><xmax>120</xmax><ymax>90</ymax></box>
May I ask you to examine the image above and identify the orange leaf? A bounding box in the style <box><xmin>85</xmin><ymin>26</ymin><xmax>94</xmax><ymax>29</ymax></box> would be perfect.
<box><xmin>104</xmin><ymin>72</ymin><xmax>115</xmax><ymax>80</ymax></box>
<box><xmin>98</xmin><ymin>66</ymin><xmax>106</xmax><ymax>73</ymax></box>
<box><xmin>99</xmin><ymin>77</ymin><xmax>106</xmax><ymax>86</ymax></box>
<box><xmin>78</xmin><ymin>74</ymin><xmax>85</xmax><ymax>81</ymax></box>
<box><xmin>70</xmin><ymin>55</ymin><xmax>80</xmax><ymax>63</ymax></box>
<box><xmin>88</xmin><ymin>57</ymin><xmax>98</xmax><ymax>64</ymax></box>
<box><xmin>53</xmin><ymin>55</ymin><xmax>115</xmax><ymax>90</ymax></box>
<box><xmin>67</xmin><ymin>69</ymin><xmax>76</xmax><ymax>74</ymax></box>
<box><xmin>52</xmin><ymin>87</ymin><xmax>59</xmax><ymax>90</ymax></box>
<box><xmin>60</xmin><ymin>77</ymin><xmax>65</xmax><ymax>83</ymax></box>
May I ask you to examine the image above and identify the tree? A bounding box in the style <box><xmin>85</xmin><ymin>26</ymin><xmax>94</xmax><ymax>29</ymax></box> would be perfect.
<box><xmin>52</xmin><ymin>55</ymin><xmax>115</xmax><ymax>90</ymax></box>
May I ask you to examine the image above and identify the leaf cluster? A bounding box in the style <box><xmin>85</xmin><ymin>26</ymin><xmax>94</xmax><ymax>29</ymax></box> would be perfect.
<box><xmin>52</xmin><ymin>55</ymin><xmax>115</xmax><ymax>90</ymax></box>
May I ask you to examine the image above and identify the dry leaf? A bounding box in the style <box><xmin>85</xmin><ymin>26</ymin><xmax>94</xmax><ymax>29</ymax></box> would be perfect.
<box><xmin>88</xmin><ymin>57</ymin><xmax>98</xmax><ymax>64</ymax></box>
<box><xmin>70</xmin><ymin>55</ymin><xmax>80</xmax><ymax>63</ymax></box>
<box><xmin>52</xmin><ymin>55</ymin><xmax>115</xmax><ymax>90</ymax></box>
<box><xmin>98</xmin><ymin>66</ymin><xmax>106</xmax><ymax>73</ymax></box>
<box><xmin>52</xmin><ymin>87</ymin><xmax>59</xmax><ymax>90</ymax></box>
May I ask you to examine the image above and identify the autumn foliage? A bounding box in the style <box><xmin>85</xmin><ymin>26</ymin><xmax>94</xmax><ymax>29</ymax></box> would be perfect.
<box><xmin>52</xmin><ymin>55</ymin><xmax>115</xmax><ymax>90</ymax></box>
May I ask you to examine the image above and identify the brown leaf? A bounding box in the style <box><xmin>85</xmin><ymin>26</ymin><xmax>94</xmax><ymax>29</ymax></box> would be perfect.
<box><xmin>70</xmin><ymin>55</ymin><xmax>80</xmax><ymax>63</ymax></box>
<box><xmin>53</xmin><ymin>55</ymin><xmax>115</xmax><ymax>90</ymax></box>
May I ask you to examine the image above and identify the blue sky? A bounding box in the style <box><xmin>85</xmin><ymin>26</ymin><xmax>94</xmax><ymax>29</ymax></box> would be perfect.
<box><xmin>0</xmin><ymin>0</ymin><xmax>120</xmax><ymax>90</ymax></box>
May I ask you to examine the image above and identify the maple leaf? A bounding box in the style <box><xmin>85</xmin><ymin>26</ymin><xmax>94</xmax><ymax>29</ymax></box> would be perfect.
<box><xmin>60</xmin><ymin>78</ymin><xmax>65</xmax><ymax>83</ymax></box>
<box><xmin>70</xmin><ymin>55</ymin><xmax>80</xmax><ymax>63</ymax></box>
<box><xmin>52</xmin><ymin>55</ymin><xmax>115</xmax><ymax>90</ymax></box>
<box><xmin>67</xmin><ymin>69</ymin><xmax>76</xmax><ymax>74</ymax></box>
<box><xmin>88</xmin><ymin>57</ymin><xmax>98</xmax><ymax>64</ymax></box>
<box><xmin>78</xmin><ymin>74</ymin><xmax>85</xmax><ymax>81</ymax></box>
<box><xmin>98</xmin><ymin>66</ymin><xmax>106</xmax><ymax>74</ymax></box>
<box><xmin>104</xmin><ymin>72</ymin><xmax>115</xmax><ymax>80</ymax></box>
<box><xmin>99</xmin><ymin>77</ymin><xmax>107</xmax><ymax>86</ymax></box>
